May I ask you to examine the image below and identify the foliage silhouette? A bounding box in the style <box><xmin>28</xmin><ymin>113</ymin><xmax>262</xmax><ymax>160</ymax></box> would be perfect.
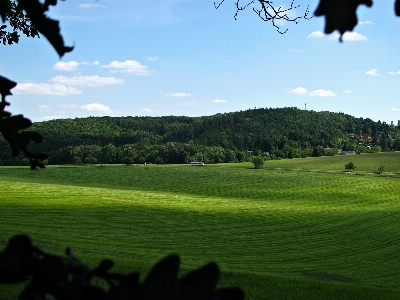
<box><xmin>0</xmin><ymin>235</ymin><xmax>244</xmax><ymax>300</ymax></box>
<box><xmin>0</xmin><ymin>75</ymin><xmax>47</xmax><ymax>170</ymax></box>
<box><xmin>0</xmin><ymin>0</ymin><xmax>39</xmax><ymax>45</ymax></box>
<box><xmin>314</xmin><ymin>0</ymin><xmax>372</xmax><ymax>42</ymax></box>
<box><xmin>0</xmin><ymin>1</ymin><xmax>244</xmax><ymax>299</ymax></box>
<box><xmin>217</xmin><ymin>0</ymin><xmax>400</xmax><ymax>41</ymax></box>
<box><xmin>214</xmin><ymin>0</ymin><xmax>312</xmax><ymax>34</ymax></box>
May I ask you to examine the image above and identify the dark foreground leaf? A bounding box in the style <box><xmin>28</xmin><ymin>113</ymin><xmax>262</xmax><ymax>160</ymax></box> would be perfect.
<box><xmin>18</xmin><ymin>0</ymin><xmax>73</xmax><ymax>57</ymax></box>
<box><xmin>314</xmin><ymin>0</ymin><xmax>373</xmax><ymax>42</ymax></box>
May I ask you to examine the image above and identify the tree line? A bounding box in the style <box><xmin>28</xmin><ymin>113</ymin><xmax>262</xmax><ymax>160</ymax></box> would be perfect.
<box><xmin>0</xmin><ymin>107</ymin><xmax>399</xmax><ymax>166</ymax></box>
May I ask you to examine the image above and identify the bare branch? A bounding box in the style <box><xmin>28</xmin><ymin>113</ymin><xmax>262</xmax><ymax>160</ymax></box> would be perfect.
<box><xmin>215</xmin><ymin>0</ymin><xmax>312</xmax><ymax>34</ymax></box>
<box><xmin>214</xmin><ymin>0</ymin><xmax>226</xmax><ymax>9</ymax></box>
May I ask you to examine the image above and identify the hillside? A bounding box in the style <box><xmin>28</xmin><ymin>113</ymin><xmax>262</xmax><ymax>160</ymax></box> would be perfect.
<box><xmin>1</xmin><ymin>107</ymin><xmax>399</xmax><ymax>165</ymax></box>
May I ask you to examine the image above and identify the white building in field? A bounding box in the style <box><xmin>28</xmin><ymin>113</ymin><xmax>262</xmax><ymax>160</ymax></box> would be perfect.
<box><xmin>340</xmin><ymin>151</ymin><xmax>356</xmax><ymax>155</ymax></box>
<box><xmin>190</xmin><ymin>162</ymin><xmax>204</xmax><ymax>166</ymax></box>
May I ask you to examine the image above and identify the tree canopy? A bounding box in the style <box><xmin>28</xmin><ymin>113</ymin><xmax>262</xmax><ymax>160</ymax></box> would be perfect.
<box><xmin>1</xmin><ymin>108</ymin><xmax>398</xmax><ymax>166</ymax></box>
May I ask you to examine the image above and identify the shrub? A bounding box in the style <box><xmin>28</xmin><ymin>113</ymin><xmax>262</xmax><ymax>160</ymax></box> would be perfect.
<box><xmin>344</xmin><ymin>162</ymin><xmax>356</xmax><ymax>171</ymax></box>
<box><xmin>154</xmin><ymin>156</ymin><xmax>164</xmax><ymax>164</ymax></box>
<box><xmin>85</xmin><ymin>156</ymin><xmax>98</xmax><ymax>164</ymax></box>
<box><xmin>122</xmin><ymin>156</ymin><xmax>134</xmax><ymax>165</ymax></box>
<box><xmin>252</xmin><ymin>156</ymin><xmax>264</xmax><ymax>169</ymax></box>
<box><xmin>378</xmin><ymin>165</ymin><xmax>384</xmax><ymax>174</ymax></box>
<box><xmin>72</xmin><ymin>156</ymin><xmax>83</xmax><ymax>165</ymax></box>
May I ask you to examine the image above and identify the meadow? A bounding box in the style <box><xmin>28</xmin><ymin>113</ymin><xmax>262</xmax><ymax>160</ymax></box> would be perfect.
<box><xmin>0</xmin><ymin>152</ymin><xmax>399</xmax><ymax>299</ymax></box>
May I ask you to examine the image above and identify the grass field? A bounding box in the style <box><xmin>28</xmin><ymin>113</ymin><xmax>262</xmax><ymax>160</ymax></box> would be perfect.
<box><xmin>263</xmin><ymin>151</ymin><xmax>400</xmax><ymax>174</ymax></box>
<box><xmin>0</xmin><ymin>152</ymin><xmax>399</xmax><ymax>299</ymax></box>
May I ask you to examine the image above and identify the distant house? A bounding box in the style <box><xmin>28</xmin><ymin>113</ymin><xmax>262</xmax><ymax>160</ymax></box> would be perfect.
<box><xmin>190</xmin><ymin>162</ymin><xmax>204</xmax><ymax>166</ymax></box>
<box><xmin>361</xmin><ymin>134</ymin><xmax>372</xmax><ymax>142</ymax></box>
<box><xmin>340</xmin><ymin>151</ymin><xmax>356</xmax><ymax>155</ymax></box>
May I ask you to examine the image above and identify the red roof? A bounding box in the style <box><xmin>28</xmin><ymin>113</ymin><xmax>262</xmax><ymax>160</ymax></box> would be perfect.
<box><xmin>361</xmin><ymin>134</ymin><xmax>372</xmax><ymax>140</ymax></box>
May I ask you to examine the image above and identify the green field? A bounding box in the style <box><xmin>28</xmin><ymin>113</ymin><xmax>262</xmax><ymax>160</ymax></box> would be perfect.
<box><xmin>263</xmin><ymin>152</ymin><xmax>400</xmax><ymax>174</ymax></box>
<box><xmin>0</xmin><ymin>153</ymin><xmax>399</xmax><ymax>299</ymax></box>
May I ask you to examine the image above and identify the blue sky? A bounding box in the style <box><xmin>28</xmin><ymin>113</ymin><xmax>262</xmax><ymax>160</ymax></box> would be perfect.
<box><xmin>1</xmin><ymin>0</ymin><xmax>400</xmax><ymax>123</ymax></box>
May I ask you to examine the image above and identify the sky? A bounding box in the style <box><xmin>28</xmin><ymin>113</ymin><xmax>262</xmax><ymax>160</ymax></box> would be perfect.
<box><xmin>1</xmin><ymin>0</ymin><xmax>400</xmax><ymax>124</ymax></box>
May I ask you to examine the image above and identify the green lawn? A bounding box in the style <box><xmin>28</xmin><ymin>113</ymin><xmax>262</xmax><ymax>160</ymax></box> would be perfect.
<box><xmin>261</xmin><ymin>151</ymin><xmax>400</xmax><ymax>173</ymax></box>
<box><xmin>0</xmin><ymin>154</ymin><xmax>399</xmax><ymax>299</ymax></box>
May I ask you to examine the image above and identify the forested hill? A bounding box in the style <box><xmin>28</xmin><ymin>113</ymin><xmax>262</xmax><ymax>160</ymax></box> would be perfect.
<box><xmin>1</xmin><ymin>107</ymin><xmax>400</xmax><ymax>165</ymax></box>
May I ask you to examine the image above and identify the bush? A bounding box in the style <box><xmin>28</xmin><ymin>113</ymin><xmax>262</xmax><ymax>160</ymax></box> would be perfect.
<box><xmin>252</xmin><ymin>156</ymin><xmax>264</xmax><ymax>169</ymax></box>
<box><xmin>154</xmin><ymin>156</ymin><xmax>164</xmax><ymax>164</ymax></box>
<box><xmin>371</xmin><ymin>146</ymin><xmax>382</xmax><ymax>153</ymax></box>
<box><xmin>122</xmin><ymin>156</ymin><xmax>134</xmax><ymax>165</ymax></box>
<box><xmin>85</xmin><ymin>156</ymin><xmax>98</xmax><ymax>164</ymax></box>
<box><xmin>344</xmin><ymin>162</ymin><xmax>356</xmax><ymax>171</ymax></box>
<box><xmin>72</xmin><ymin>156</ymin><xmax>83</xmax><ymax>165</ymax></box>
<box><xmin>378</xmin><ymin>165</ymin><xmax>384</xmax><ymax>174</ymax></box>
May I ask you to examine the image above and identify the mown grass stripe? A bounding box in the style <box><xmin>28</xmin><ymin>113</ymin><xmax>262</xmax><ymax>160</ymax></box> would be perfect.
<box><xmin>0</xmin><ymin>159</ymin><xmax>399</xmax><ymax>299</ymax></box>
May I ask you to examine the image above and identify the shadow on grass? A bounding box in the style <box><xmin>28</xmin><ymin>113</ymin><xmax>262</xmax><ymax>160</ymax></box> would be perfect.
<box><xmin>302</xmin><ymin>271</ymin><xmax>360</xmax><ymax>284</ymax></box>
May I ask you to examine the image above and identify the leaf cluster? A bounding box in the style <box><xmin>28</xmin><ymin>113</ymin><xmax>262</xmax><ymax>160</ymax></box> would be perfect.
<box><xmin>0</xmin><ymin>76</ymin><xmax>47</xmax><ymax>169</ymax></box>
<box><xmin>0</xmin><ymin>0</ymin><xmax>73</xmax><ymax>168</ymax></box>
<box><xmin>0</xmin><ymin>0</ymin><xmax>39</xmax><ymax>45</ymax></box>
<box><xmin>314</xmin><ymin>0</ymin><xmax>373</xmax><ymax>42</ymax></box>
<box><xmin>217</xmin><ymin>0</ymin><xmax>400</xmax><ymax>41</ymax></box>
<box><xmin>0</xmin><ymin>235</ymin><xmax>244</xmax><ymax>300</ymax></box>
<box><xmin>1</xmin><ymin>0</ymin><xmax>73</xmax><ymax>55</ymax></box>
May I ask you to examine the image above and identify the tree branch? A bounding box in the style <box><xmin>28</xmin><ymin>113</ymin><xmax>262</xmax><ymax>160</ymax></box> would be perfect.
<box><xmin>215</xmin><ymin>0</ymin><xmax>312</xmax><ymax>34</ymax></box>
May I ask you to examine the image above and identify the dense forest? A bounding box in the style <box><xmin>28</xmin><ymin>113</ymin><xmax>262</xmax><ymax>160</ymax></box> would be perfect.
<box><xmin>1</xmin><ymin>107</ymin><xmax>399</xmax><ymax>166</ymax></box>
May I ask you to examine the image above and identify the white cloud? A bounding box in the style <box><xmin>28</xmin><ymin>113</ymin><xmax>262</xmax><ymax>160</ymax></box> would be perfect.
<box><xmin>53</xmin><ymin>61</ymin><xmax>80</xmax><ymax>71</ymax></box>
<box><xmin>359</xmin><ymin>21</ymin><xmax>373</xmax><ymax>25</ymax></box>
<box><xmin>211</xmin><ymin>99</ymin><xmax>226</xmax><ymax>103</ymax></box>
<box><xmin>344</xmin><ymin>90</ymin><xmax>353</xmax><ymax>94</ymax></box>
<box><xmin>307</xmin><ymin>31</ymin><xmax>325</xmax><ymax>39</ymax></box>
<box><xmin>102</xmin><ymin>60</ymin><xmax>153</xmax><ymax>75</ymax></box>
<box><xmin>50</xmin><ymin>75</ymin><xmax>124</xmax><ymax>87</ymax></box>
<box><xmin>148</xmin><ymin>56</ymin><xmax>159</xmax><ymax>61</ymax></box>
<box><xmin>92</xmin><ymin>61</ymin><xmax>100</xmax><ymax>65</ymax></box>
<box><xmin>389</xmin><ymin>71</ymin><xmax>396</xmax><ymax>75</ymax></box>
<box><xmin>79</xmin><ymin>4</ymin><xmax>106</xmax><ymax>9</ymax></box>
<box><xmin>14</xmin><ymin>83</ymin><xmax>82</xmax><ymax>96</ymax></box>
<box><xmin>289</xmin><ymin>87</ymin><xmax>307</xmax><ymax>95</ymax></box>
<box><xmin>309</xmin><ymin>89</ymin><xmax>336</xmax><ymax>97</ymax></box>
<box><xmin>340</xmin><ymin>32</ymin><xmax>367</xmax><ymax>41</ymax></box>
<box><xmin>161</xmin><ymin>92</ymin><xmax>191</xmax><ymax>97</ymax></box>
<box><xmin>365</xmin><ymin>69</ymin><xmax>380</xmax><ymax>76</ymax></box>
<box><xmin>390</xmin><ymin>108</ymin><xmax>399</xmax><ymax>111</ymax></box>
<box><xmin>308</xmin><ymin>30</ymin><xmax>367</xmax><ymax>41</ymax></box>
<box><xmin>141</xmin><ymin>108</ymin><xmax>153</xmax><ymax>112</ymax></box>
<box><xmin>80</xmin><ymin>103</ymin><xmax>113</xmax><ymax>113</ymax></box>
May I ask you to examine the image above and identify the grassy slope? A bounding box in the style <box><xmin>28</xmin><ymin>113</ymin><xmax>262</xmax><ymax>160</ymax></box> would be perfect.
<box><xmin>261</xmin><ymin>152</ymin><xmax>400</xmax><ymax>173</ymax></box>
<box><xmin>0</xmin><ymin>153</ymin><xmax>399</xmax><ymax>299</ymax></box>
